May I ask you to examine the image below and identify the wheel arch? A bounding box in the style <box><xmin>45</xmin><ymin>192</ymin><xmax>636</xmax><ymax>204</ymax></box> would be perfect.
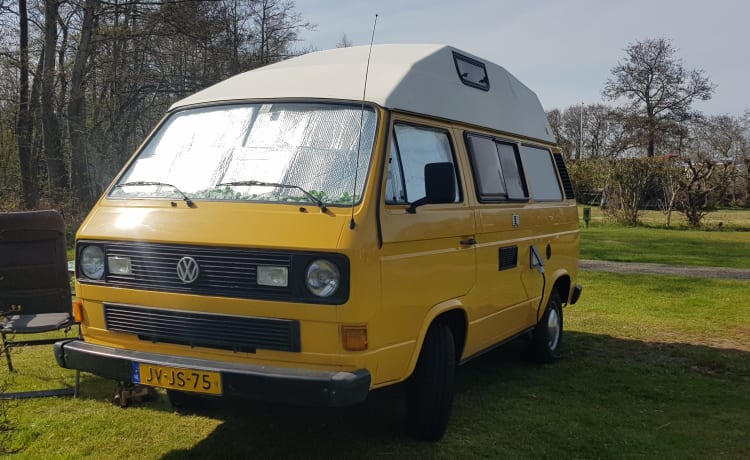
<box><xmin>550</xmin><ymin>269</ymin><xmax>572</xmax><ymax>305</ymax></box>
<box><xmin>405</xmin><ymin>300</ymin><xmax>467</xmax><ymax>379</ymax></box>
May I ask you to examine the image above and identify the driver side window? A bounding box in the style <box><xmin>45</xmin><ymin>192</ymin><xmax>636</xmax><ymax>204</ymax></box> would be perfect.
<box><xmin>385</xmin><ymin>123</ymin><xmax>460</xmax><ymax>204</ymax></box>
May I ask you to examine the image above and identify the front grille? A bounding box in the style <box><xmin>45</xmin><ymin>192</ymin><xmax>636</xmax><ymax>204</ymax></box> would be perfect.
<box><xmin>77</xmin><ymin>241</ymin><xmax>351</xmax><ymax>305</ymax></box>
<box><xmin>104</xmin><ymin>303</ymin><xmax>301</xmax><ymax>353</ymax></box>
<box><xmin>104</xmin><ymin>242</ymin><xmax>291</xmax><ymax>300</ymax></box>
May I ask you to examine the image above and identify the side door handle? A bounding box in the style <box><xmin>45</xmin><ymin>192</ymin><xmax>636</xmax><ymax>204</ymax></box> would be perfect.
<box><xmin>460</xmin><ymin>238</ymin><xmax>477</xmax><ymax>246</ymax></box>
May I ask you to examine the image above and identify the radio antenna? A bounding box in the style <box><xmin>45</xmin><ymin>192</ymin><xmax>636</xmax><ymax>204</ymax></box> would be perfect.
<box><xmin>349</xmin><ymin>13</ymin><xmax>378</xmax><ymax>230</ymax></box>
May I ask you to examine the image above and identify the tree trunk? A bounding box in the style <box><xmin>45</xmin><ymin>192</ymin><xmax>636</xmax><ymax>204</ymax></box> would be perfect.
<box><xmin>68</xmin><ymin>0</ymin><xmax>99</xmax><ymax>210</ymax></box>
<box><xmin>41</xmin><ymin>0</ymin><xmax>69</xmax><ymax>201</ymax></box>
<box><xmin>16</xmin><ymin>0</ymin><xmax>39</xmax><ymax>209</ymax></box>
<box><xmin>646</xmin><ymin>106</ymin><xmax>656</xmax><ymax>157</ymax></box>
<box><xmin>646</xmin><ymin>118</ymin><xmax>656</xmax><ymax>157</ymax></box>
<box><xmin>260</xmin><ymin>1</ymin><xmax>268</xmax><ymax>64</ymax></box>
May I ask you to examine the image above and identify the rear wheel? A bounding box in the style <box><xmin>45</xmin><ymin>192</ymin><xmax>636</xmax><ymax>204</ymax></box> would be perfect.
<box><xmin>405</xmin><ymin>322</ymin><xmax>456</xmax><ymax>441</ymax></box>
<box><xmin>531</xmin><ymin>291</ymin><xmax>563</xmax><ymax>363</ymax></box>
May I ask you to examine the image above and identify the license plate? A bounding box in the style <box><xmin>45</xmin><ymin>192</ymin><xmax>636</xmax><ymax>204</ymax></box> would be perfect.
<box><xmin>132</xmin><ymin>362</ymin><xmax>222</xmax><ymax>395</ymax></box>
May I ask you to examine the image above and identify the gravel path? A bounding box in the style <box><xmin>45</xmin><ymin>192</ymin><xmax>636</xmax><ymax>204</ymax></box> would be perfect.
<box><xmin>580</xmin><ymin>259</ymin><xmax>750</xmax><ymax>280</ymax></box>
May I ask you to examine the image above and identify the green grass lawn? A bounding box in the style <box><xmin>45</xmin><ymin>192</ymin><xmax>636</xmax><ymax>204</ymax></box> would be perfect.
<box><xmin>3</xmin><ymin>270</ymin><xmax>749</xmax><ymax>459</ymax></box>
<box><xmin>578</xmin><ymin>207</ymin><xmax>750</xmax><ymax>268</ymax></box>
<box><xmin>14</xmin><ymin>212</ymin><xmax>749</xmax><ymax>457</ymax></box>
<box><xmin>580</xmin><ymin>225</ymin><xmax>750</xmax><ymax>268</ymax></box>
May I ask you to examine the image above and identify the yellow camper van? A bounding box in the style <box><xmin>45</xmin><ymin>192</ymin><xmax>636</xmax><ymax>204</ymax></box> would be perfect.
<box><xmin>56</xmin><ymin>44</ymin><xmax>581</xmax><ymax>440</ymax></box>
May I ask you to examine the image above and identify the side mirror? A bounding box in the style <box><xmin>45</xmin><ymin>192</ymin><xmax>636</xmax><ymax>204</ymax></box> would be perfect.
<box><xmin>407</xmin><ymin>162</ymin><xmax>456</xmax><ymax>213</ymax></box>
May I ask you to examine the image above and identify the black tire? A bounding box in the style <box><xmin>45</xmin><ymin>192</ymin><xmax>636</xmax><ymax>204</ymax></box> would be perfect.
<box><xmin>531</xmin><ymin>291</ymin><xmax>563</xmax><ymax>363</ymax></box>
<box><xmin>166</xmin><ymin>389</ymin><xmax>204</xmax><ymax>410</ymax></box>
<box><xmin>405</xmin><ymin>321</ymin><xmax>456</xmax><ymax>441</ymax></box>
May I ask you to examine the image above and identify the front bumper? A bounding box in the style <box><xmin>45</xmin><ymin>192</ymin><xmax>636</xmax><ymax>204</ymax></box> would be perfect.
<box><xmin>54</xmin><ymin>339</ymin><xmax>370</xmax><ymax>407</ymax></box>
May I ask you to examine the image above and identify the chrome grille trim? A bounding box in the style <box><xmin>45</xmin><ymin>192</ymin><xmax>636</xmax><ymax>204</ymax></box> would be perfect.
<box><xmin>77</xmin><ymin>240</ymin><xmax>351</xmax><ymax>304</ymax></box>
<box><xmin>104</xmin><ymin>242</ymin><xmax>291</xmax><ymax>299</ymax></box>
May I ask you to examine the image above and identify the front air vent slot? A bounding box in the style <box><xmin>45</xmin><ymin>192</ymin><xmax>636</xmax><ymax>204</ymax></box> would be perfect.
<box><xmin>104</xmin><ymin>303</ymin><xmax>301</xmax><ymax>353</ymax></box>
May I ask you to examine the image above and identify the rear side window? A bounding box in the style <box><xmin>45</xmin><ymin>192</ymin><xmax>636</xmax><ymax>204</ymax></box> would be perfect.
<box><xmin>465</xmin><ymin>134</ymin><xmax>527</xmax><ymax>202</ymax></box>
<box><xmin>521</xmin><ymin>145</ymin><xmax>563</xmax><ymax>202</ymax></box>
<box><xmin>386</xmin><ymin>124</ymin><xmax>461</xmax><ymax>204</ymax></box>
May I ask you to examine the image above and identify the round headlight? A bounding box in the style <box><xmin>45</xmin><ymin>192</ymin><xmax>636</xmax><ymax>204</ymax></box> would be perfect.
<box><xmin>305</xmin><ymin>259</ymin><xmax>340</xmax><ymax>297</ymax></box>
<box><xmin>80</xmin><ymin>245</ymin><xmax>105</xmax><ymax>280</ymax></box>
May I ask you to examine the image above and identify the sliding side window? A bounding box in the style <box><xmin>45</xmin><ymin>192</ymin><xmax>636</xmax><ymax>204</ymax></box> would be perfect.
<box><xmin>520</xmin><ymin>145</ymin><xmax>563</xmax><ymax>202</ymax></box>
<box><xmin>385</xmin><ymin>124</ymin><xmax>460</xmax><ymax>205</ymax></box>
<box><xmin>465</xmin><ymin>134</ymin><xmax>527</xmax><ymax>202</ymax></box>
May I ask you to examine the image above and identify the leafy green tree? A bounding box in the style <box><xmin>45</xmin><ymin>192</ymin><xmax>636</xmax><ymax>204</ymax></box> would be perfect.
<box><xmin>676</xmin><ymin>158</ymin><xmax>717</xmax><ymax>227</ymax></box>
<box><xmin>603</xmin><ymin>157</ymin><xmax>662</xmax><ymax>225</ymax></box>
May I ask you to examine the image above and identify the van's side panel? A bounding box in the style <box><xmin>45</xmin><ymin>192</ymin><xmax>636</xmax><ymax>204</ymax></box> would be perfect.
<box><xmin>376</xmin><ymin>114</ymin><xmax>476</xmax><ymax>383</ymax></box>
<box><xmin>447</xmin><ymin>128</ymin><xmax>532</xmax><ymax>356</ymax></box>
<box><xmin>448</xmin><ymin>127</ymin><xmax>579</xmax><ymax>360</ymax></box>
<box><xmin>462</xmin><ymin>203</ymin><xmax>538</xmax><ymax>354</ymax></box>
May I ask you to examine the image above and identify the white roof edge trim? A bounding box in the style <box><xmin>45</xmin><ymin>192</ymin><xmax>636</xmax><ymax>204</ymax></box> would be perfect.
<box><xmin>170</xmin><ymin>44</ymin><xmax>556</xmax><ymax>144</ymax></box>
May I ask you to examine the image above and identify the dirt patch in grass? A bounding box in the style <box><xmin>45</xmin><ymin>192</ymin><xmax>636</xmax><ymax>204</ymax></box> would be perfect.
<box><xmin>580</xmin><ymin>259</ymin><xmax>750</xmax><ymax>279</ymax></box>
<box><xmin>647</xmin><ymin>332</ymin><xmax>750</xmax><ymax>353</ymax></box>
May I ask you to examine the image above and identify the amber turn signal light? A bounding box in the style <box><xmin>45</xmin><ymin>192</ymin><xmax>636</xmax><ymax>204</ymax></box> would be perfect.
<box><xmin>72</xmin><ymin>299</ymin><xmax>84</xmax><ymax>323</ymax></box>
<box><xmin>341</xmin><ymin>325</ymin><xmax>368</xmax><ymax>351</ymax></box>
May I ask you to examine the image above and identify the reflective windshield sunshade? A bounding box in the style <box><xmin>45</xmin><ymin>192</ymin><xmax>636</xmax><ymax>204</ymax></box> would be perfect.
<box><xmin>110</xmin><ymin>103</ymin><xmax>378</xmax><ymax>206</ymax></box>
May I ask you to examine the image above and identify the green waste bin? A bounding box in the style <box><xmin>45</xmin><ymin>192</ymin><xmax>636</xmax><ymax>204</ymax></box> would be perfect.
<box><xmin>583</xmin><ymin>207</ymin><xmax>591</xmax><ymax>228</ymax></box>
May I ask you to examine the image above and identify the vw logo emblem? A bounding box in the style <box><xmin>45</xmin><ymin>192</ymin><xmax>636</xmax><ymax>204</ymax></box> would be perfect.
<box><xmin>176</xmin><ymin>256</ymin><xmax>200</xmax><ymax>284</ymax></box>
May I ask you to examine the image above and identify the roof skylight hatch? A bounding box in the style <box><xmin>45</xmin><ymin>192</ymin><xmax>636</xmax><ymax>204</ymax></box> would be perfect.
<box><xmin>453</xmin><ymin>52</ymin><xmax>490</xmax><ymax>91</ymax></box>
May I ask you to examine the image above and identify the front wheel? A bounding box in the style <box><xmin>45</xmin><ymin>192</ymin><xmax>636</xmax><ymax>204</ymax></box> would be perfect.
<box><xmin>166</xmin><ymin>389</ymin><xmax>205</xmax><ymax>410</ymax></box>
<box><xmin>530</xmin><ymin>291</ymin><xmax>563</xmax><ymax>363</ymax></box>
<box><xmin>405</xmin><ymin>322</ymin><xmax>456</xmax><ymax>441</ymax></box>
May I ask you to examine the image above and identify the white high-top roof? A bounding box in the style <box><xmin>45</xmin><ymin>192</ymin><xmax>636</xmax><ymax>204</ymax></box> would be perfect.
<box><xmin>170</xmin><ymin>44</ymin><xmax>555</xmax><ymax>143</ymax></box>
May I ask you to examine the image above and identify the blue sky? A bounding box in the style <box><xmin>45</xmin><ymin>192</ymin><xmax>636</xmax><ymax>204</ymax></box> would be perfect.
<box><xmin>293</xmin><ymin>0</ymin><xmax>748</xmax><ymax>116</ymax></box>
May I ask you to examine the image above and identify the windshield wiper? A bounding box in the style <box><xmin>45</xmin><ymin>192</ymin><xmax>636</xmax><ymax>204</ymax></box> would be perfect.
<box><xmin>115</xmin><ymin>181</ymin><xmax>196</xmax><ymax>208</ymax></box>
<box><xmin>217</xmin><ymin>180</ymin><xmax>327</xmax><ymax>212</ymax></box>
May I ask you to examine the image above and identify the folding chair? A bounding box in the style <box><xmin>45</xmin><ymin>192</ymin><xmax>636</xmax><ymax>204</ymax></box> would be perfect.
<box><xmin>0</xmin><ymin>210</ymin><xmax>80</xmax><ymax>399</ymax></box>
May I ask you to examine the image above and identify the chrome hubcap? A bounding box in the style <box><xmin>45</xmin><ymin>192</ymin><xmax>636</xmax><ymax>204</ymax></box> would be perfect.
<box><xmin>547</xmin><ymin>308</ymin><xmax>560</xmax><ymax>350</ymax></box>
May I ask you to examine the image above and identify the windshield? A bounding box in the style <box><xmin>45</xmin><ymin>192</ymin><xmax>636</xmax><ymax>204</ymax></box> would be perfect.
<box><xmin>110</xmin><ymin>102</ymin><xmax>378</xmax><ymax>205</ymax></box>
